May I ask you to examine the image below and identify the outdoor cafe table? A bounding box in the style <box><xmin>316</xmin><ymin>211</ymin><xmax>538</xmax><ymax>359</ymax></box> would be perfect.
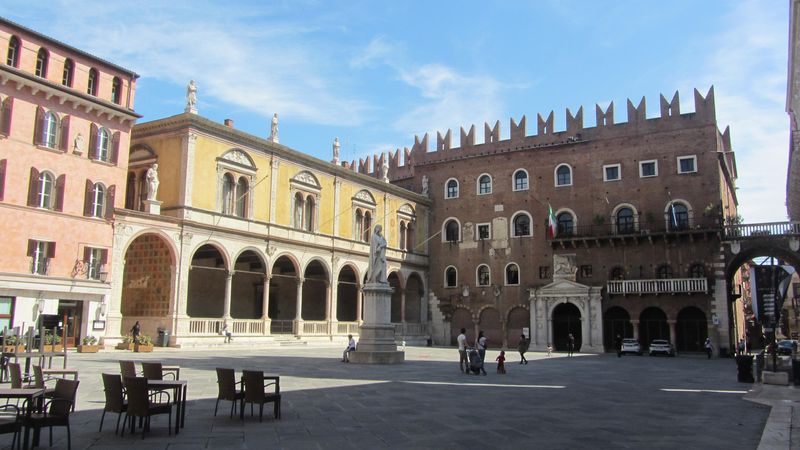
<box><xmin>0</xmin><ymin>387</ymin><xmax>44</xmax><ymax>449</ymax></box>
<box><xmin>147</xmin><ymin>379</ymin><xmax>187</xmax><ymax>434</ymax></box>
<box><xmin>40</xmin><ymin>368</ymin><xmax>78</xmax><ymax>380</ymax></box>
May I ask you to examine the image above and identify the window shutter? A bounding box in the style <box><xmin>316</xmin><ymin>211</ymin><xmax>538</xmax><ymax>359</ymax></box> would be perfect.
<box><xmin>54</xmin><ymin>174</ymin><xmax>65</xmax><ymax>212</ymax></box>
<box><xmin>88</xmin><ymin>123</ymin><xmax>98</xmax><ymax>159</ymax></box>
<box><xmin>27</xmin><ymin>167</ymin><xmax>40</xmax><ymax>207</ymax></box>
<box><xmin>100</xmin><ymin>248</ymin><xmax>108</xmax><ymax>264</ymax></box>
<box><xmin>83</xmin><ymin>179</ymin><xmax>93</xmax><ymax>216</ymax></box>
<box><xmin>0</xmin><ymin>97</ymin><xmax>12</xmax><ymax>136</ymax></box>
<box><xmin>0</xmin><ymin>159</ymin><xmax>6</xmax><ymax>201</ymax></box>
<box><xmin>27</xmin><ymin>239</ymin><xmax>36</xmax><ymax>257</ymax></box>
<box><xmin>58</xmin><ymin>115</ymin><xmax>70</xmax><ymax>151</ymax></box>
<box><xmin>105</xmin><ymin>185</ymin><xmax>116</xmax><ymax>219</ymax></box>
<box><xmin>33</xmin><ymin>106</ymin><xmax>44</xmax><ymax>145</ymax></box>
<box><xmin>46</xmin><ymin>242</ymin><xmax>56</xmax><ymax>258</ymax></box>
<box><xmin>83</xmin><ymin>246</ymin><xmax>91</xmax><ymax>263</ymax></box>
<box><xmin>110</xmin><ymin>131</ymin><xmax>120</xmax><ymax>164</ymax></box>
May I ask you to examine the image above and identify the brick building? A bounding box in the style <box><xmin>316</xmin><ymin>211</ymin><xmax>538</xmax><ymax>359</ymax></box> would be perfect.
<box><xmin>387</xmin><ymin>87</ymin><xmax>739</xmax><ymax>354</ymax></box>
<box><xmin>0</xmin><ymin>17</ymin><xmax>139</xmax><ymax>345</ymax></box>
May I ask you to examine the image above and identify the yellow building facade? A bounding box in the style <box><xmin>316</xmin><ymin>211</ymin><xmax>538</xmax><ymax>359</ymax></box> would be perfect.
<box><xmin>107</xmin><ymin>112</ymin><xmax>430</xmax><ymax>346</ymax></box>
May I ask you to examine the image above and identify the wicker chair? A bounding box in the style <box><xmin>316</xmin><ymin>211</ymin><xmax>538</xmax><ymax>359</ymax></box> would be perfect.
<box><xmin>215</xmin><ymin>368</ymin><xmax>245</xmax><ymax>418</ymax></box>
<box><xmin>241</xmin><ymin>370</ymin><xmax>281</xmax><ymax>422</ymax></box>
<box><xmin>99</xmin><ymin>373</ymin><xmax>127</xmax><ymax>435</ymax></box>
<box><xmin>141</xmin><ymin>362</ymin><xmax>175</xmax><ymax>381</ymax></box>
<box><xmin>121</xmin><ymin>377</ymin><xmax>172</xmax><ymax>439</ymax></box>
<box><xmin>0</xmin><ymin>404</ymin><xmax>21</xmax><ymax>450</ymax></box>
<box><xmin>24</xmin><ymin>378</ymin><xmax>79</xmax><ymax>450</ymax></box>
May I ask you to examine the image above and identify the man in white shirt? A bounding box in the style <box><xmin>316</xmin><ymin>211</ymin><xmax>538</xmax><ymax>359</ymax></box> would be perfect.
<box><xmin>342</xmin><ymin>334</ymin><xmax>356</xmax><ymax>362</ymax></box>
<box><xmin>457</xmin><ymin>328</ymin><xmax>468</xmax><ymax>373</ymax></box>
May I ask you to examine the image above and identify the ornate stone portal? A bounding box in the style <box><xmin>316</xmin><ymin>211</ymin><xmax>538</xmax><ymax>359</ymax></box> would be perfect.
<box><xmin>528</xmin><ymin>253</ymin><xmax>603</xmax><ymax>352</ymax></box>
<box><xmin>349</xmin><ymin>225</ymin><xmax>404</xmax><ymax>364</ymax></box>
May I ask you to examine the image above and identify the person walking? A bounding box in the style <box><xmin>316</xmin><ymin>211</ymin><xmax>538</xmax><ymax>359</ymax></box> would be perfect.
<box><xmin>517</xmin><ymin>333</ymin><xmax>529</xmax><ymax>364</ymax></box>
<box><xmin>476</xmin><ymin>331</ymin><xmax>488</xmax><ymax>375</ymax></box>
<box><xmin>457</xmin><ymin>328</ymin><xmax>468</xmax><ymax>373</ymax></box>
<box><xmin>342</xmin><ymin>334</ymin><xmax>356</xmax><ymax>362</ymax></box>
<box><xmin>615</xmin><ymin>334</ymin><xmax>623</xmax><ymax>358</ymax></box>
<box><xmin>496</xmin><ymin>351</ymin><xmax>506</xmax><ymax>374</ymax></box>
<box><xmin>567</xmin><ymin>333</ymin><xmax>575</xmax><ymax>357</ymax></box>
<box><xmin>131</xmin><ymin>320</ymin><xmax>141</xmax><ymax>351</ymax></box>
<box><xmin>704</xmin><ymin>337</ymin><xmax>713</xmax><ymax>359</ymax></box>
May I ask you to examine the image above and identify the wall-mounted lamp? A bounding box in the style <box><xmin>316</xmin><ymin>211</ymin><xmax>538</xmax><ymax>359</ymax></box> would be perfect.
<box><xmin>99</xmin><ymin>302</ymin><xmax>107</xmax><ymax>316</ymax></box>
<box><xmin>99</xmin><ymin>269</ymin><xmax>108</xmax><ymax>282</ymax></box>
<box><xmin>35</xmin><ymin>298</ymin><xmax>44</xmax><ymax>314</ymax></box>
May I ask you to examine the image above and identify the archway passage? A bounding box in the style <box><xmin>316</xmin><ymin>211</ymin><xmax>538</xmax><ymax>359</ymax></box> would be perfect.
<box><xmin>639</xmin><ymin>307</ymin><xmax>669</xmax><ymax>347</ymax></box>
<box><xmin>603</xmin><ymin>306</ymin><xmax>633</xmax><ymax>351</ymax></box>
<box><xmin>676</xmin><ymin>306</ymin><xmax>707</xmax><ymax>352</ymax></box>
<box><xmin>506</xmin><ymin>307</ymin><xmax>530</xmax><ymax>348</ymax></box>
<box><xmin>552</xmin><ymin>302</ymin><xmax>581</xmax><ymax>352</ymax></box>
<box><xmin>450</xmin><ymin>309</ymin><xmax>472</xmax><ymax>345</ymax></box>
<box><xmin>405</xmin><ymin>273</ymin><xmax>423</xmax><ymax>323</ymax></box>
<box><xmin>388</xmin><ymin>272</ymin><xmax>402</xmax><ymax>323</ymax></box>
<box><xmin>302</xmin><ymin>260</ymin><xmax>328</xmax><ymax>321</ymax></box>
<box><xmin>269</xmin><ymin>256</ymin><xmax>298</xmax><ymax>333</ymax></box>
<box><xmin>187</xmin><ymin>244</ymin><xmax>226</xmax><ymax>318</ymax></box>
<box><xmin>231</xmin><ymin>250</ymin><xmax>265</xmax><ymax>319</ymax></box>
<box><xmin>479</xmin><ymin>308</ymin><xmax>502</xmax><ymax>348</ymax></box>
<box><xmin>121</xmin><ymin>234</ymin><xmax>174</xmax><ymax>334</ymax></box>
<box><xmin>336</xmin><ymin>266</ymin><xmax>358</xmax><ymax>322</ymax></box>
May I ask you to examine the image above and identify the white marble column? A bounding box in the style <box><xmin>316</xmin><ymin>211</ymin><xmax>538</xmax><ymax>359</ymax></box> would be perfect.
<box><xmin>223</xmin><ymin>271</ymin><xmax>233</xmax><ymax>319</ymax></box>
<box><xmin>324</xmin><ymin>281</ymin><xmax>332</xmax><ymax>334</ymax></box>
<box><xmin>261</xmin><ymin>276</ymin><xmax>271</xmax><ymax>334</ymax></box>
<box><xmin>356</xmin><ymin>286</ymin><xmax>364</xmax><ymax>325</ymax></box>
<box><xmin>295</xmin><ymin>278</ymin><xmax>304</xmax><ymax>335</ymax></box>
<box><xmin>269</xmin><ymin>160</ymin><xmax>280</xmax><ymax>223</ymax></box>
<box><xmin>329</xmin><ymin>279</ymin><xmax>339</xmax><ymax>333</ymax></box>
<box><xmin>400</xmin><ymin>289</ymin><xmax>406</xmax><ymax>324</ymax></box>
<box><xmin>631</xmin><ymin>320</ymin><xmax>640</xmax><ymax>341</ymax></box>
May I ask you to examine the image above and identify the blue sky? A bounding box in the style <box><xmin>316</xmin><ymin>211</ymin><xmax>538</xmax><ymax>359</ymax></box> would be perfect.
<box><xmin>5</xmin><ymin>1</ymin><xmax>791</xmax><ymax>222</ymax></box>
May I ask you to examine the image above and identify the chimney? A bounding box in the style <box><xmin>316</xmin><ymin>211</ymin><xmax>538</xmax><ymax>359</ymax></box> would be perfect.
<box><xmin>224</xmin><ymin>119</ymin><xmax>234</xmax><ymax>128</ymax></box>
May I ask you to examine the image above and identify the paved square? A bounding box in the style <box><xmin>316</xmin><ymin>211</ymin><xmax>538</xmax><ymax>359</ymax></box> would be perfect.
<box><xmin>4</xmin><ymin>347</ymin><xmax>769</xmax><ymax>449</ymax></box>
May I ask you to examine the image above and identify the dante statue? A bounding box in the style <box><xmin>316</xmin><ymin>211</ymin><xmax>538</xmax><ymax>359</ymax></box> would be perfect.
<box><xmin>367</xmin><ymin>225</ymin><xmax>387</xmax><ymax>284</ymax></box>
<box><xmin>269</xmin><ymin>113</ymin><xmax>279</xmax><ymax>143</ymax></box>
<box><xmin>332</xmin><ymin>137</ymin><xmax>340</xmax><ymax>165</ymax></box>
<box><xmin>146</xmin><ymin>163</ymin><xmax>160</xmax><ymax>201</ymax></box>
<box><xmin>186</xmin><ymin>80</ymin><xmax>197</xmax><ymax>113</ymax></box>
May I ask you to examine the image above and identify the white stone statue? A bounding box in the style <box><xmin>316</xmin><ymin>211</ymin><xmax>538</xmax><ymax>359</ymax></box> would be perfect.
<box><xmin>421</xmin><ymin>175</ymin><xmax>429</xmax><ymax>196</ymax></box>
<box><xmin>380</xmin><ymin>155</ymin><xmax>389</xmax><ymax>182</ymax></box>
<box><xmin>367</xmin><ymin>224</ymin><xmax>387</xmax><ymax>284</ymax></box>
<box><xmin>186</xmin><ymin>80</ymin><xmax>197</xmax><ymax>114</ymax></box>
<box><xmin>269</xmin><ymin>113</ymin><xmax>279</xmax><ymax>143</ymax></box>
<box><xmin>73</xmin><ymin>132</ymin><xmax>84</xmax><ymax>155</ymax></box>
<box><xmin>146</xmin><ymin>163</ymin><xmax>160</xmax><ymax>201</ymax></box>
<box><xmin>332</xmin><ymin>137</ymin><xmax>340</xmax><ymax>165</ymax></box>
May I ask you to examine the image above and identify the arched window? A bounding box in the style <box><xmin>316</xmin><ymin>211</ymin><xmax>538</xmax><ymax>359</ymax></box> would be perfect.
<box><xmin>405</xmin><ymin>221</ymin><xmax>414</xmax><ymax>252</ymax></box>
<box><xmin>222</xmin><ymin>173</ymin><xmax>235</xmax><ymax>215</ymax></box>
<box><xmin>477</xmin><ymin>265</ymin><xmax>491</xmax><ymax>286</ymax></box>
<box><xmin>235</xmin><ymin>177</ymin><xmax>248</xmax><ymax>218</ymax></box>
<box><xmin>111</xmin><ymin>77</ymin><xmax>122</xmax><ymax>104</ymax></box>
<box><xmin>95</xmin><ymin>127</ymin><xmax>110</xmax><ymax>161</ymax></box>
<box><xmin>445</xmin><ymin>178</ymin><xmax>459</xmax><ymax>199</ymax></box>
<box><xmin>42</xmin><ymin>111</ymin><xmax>58</xmax><ymax>148</ymax></box>
<box><xmin>513</xmin><ymin>169</ymin><xmax>529</xmax><ymax>191</ymax></box>
<box><xmin>6</xmin><ymin>36</ymin><xmax>20</xmax><ymax>67</ymax></box>
<box><xmin>37</xmin><ymin>172</ymin><xmax>54</xmax><ymax>209</ymax></box>
<box><xmin>512</xmin><ymin>212</ymin><xmax>531</xmax><ymax>237</ymax></box>
<box><xmin>87</xmin><ymin>68</ymin><xmax>98</xmax><ymax>96</ymax></box>
<box><xmin>294</xmin><ymin>192</ymin><xmax>305</xmax><ymax>228</ymax></box>
<box><xmin>689</xmin><ymin>263</ymin><xmax>706</xmax><ymax>278</ymax></box>
<box><xmin>616</xmin><ymin>207</ymin><xmax>635</xmax><ymax>234</ymax></box>
<box><xmin>610</xmin><ymin>266</ymin><xmax>625</xmax><ymax>280</ymax></box>
<box><xmin>445</xmin><ymin>266</ymin><xmax>458</xmax><ymax>288</ymax></box>
<box><xmin>91</xmin><ymin>183</ymin><xmax>106</xmax><ymax>217</ymax></box>
<box><xmin>363</xmin><ymin>211</ymin><xmax>372</xmax><ymax>242</ymax></box>
<box><xmin>304</xmin><ymin>195</ymin><xmax>314</xmax><ymax>231</ymax></box>
<box><xmin>667</xmin><ymin>202</ymin><xmax>689</xmax><ymax>231</ymax></box>
<box><xmin>355</xmin><ymin>208</ymin><xmax>364</xmax><ymax>240</ymax></box>
<box><xmin>399</xmin><ymin>221</ymin><xmax>407</xmax><ymax>251</ymax></box>
<box><xmin>506</xmin><ymin>263</ymin><xmax>519</xmax><ymax>285</ymax></box>
<box><xmin>35</xmin><ymin>48</ymin><xmax>49</xmax><ymax>78</ymax></box>
<box><xmin>61</xmin><ymin>58</ymin><xmax>74</xmax><ymax>87</ymax></box>
<box><xmin>444</xmin><ymin>219</ymin><xmax>460</xmax><ymax>242</ymax></box>
<box><xmin>478</xmin><ymin>174</ymin><xmax>492</xmax><ymax>195</ymax></box>
<box><xmin>557</xmin><ymin>212</ymin><xmax>574</xmax><ymax>236</ymax></box>
<box><xmin>555</xmin><ymin>164</ymin><xmax>572</xmax><ymax>186</ymax></box>
<box><xmin>656</xmin><ymin>264</ymin><xmax>673</xmax><ymax>279</ymax></box>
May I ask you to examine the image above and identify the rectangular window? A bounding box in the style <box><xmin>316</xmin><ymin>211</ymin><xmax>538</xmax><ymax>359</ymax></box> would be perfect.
<box><xmin>28</xmin><ymin>240</ymin><xmax>54</xmax><ymax>275</ymax></box>
<box><xmin>639</xmin><ymin>160</ymin><xmax>658</xmax><ymax>178</ymax></box>
<box><xmin>539</xmin><ymin>266</ymin><xmax>550</xmax><ymax>279</ymax></box>
<box><xmin>0</xmin><ymin>297</ymin><xmax>13</xmax><ymax>332</ymax></box>
<box><xmin>580</xmin><ymin>265</ymin><xmax>593</xmax><ymax>278</ymax></box>
<box><xmin>677</xmin><ymin>155</ymin><xmax>697</xmax><ymax>174</ymax></box>
<box><xmin>477</xmin><ymin>223</ymin><xmax>490</xmax><ymax>240</ymax></box>
<box><xmin>86</xmin><ymin>247</ymin><xmax>107</xmax><ymax>280</ymax></box>
<box><xmin>603</xmin><ymin>164</ymin><xmax>621</xmax><ymax>182</ymax></box>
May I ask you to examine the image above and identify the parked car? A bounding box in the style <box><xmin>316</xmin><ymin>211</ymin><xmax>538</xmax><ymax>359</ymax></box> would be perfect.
<box><xmin>776</xmin><ymin>340</ymin><xmax>798</xmax><ymax>355</ymax></box>
<box><xmin>620</xmin><ymin>338</ymin><xmax>642</xmax><ymax>355</ymax></box>
<box><xmin>648</xmin><ymin>339</ymin><xmax>675</xmax><ymax>356</ymax></box>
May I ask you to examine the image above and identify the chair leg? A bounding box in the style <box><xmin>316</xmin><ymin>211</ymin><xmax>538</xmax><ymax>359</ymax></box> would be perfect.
<box><xmin>168</xmin><ymin>409</ymin><xmax>172</xmax><ymax>436</ymax></box>
<box><xmin>49</xmin><ymin>425</ymin><xmax>53</xmax><ymax>446</ymax></box>
<box><xmin>66</xmin><ymin>421</ymin><xmax>71</xmax><ymax>450</ymax></box>
<box><xmin>99</xmin><ymin>409</ymin><xmax>106</xmax><ymax>432</ymax></box>
<box><xmin>115</xmin><ymin>412</ymin><xmax>122</xmax><ymax>435</ymax></box>
<box><xmin>214</xmin><ymin>397</ymin><xmax>219</xmax><ymax>416</ymax></box>
<box><xmin>229</xmin><ymin>400</ymin><xmax>235</xmax><ymax>419</ymax></box>
<box><xmin>259</xmin><ymin>403</ymin><xmax>263</xmax><ymax>423</ymax></box>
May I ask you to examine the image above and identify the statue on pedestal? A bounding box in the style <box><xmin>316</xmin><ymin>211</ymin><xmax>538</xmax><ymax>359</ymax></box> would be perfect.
<box><xmin>421</xmin><ymin>175</ymin><xmax>429</xmax><ymax>197</ymax></box>
<box><xmin>185</xmin><ymin>80</ymin><xmax>197</xmax><ymax>114</ymax></box>
<box><xmin>367</xmin><ymin>225</ymin><xmax>387</xmax><ymax>284</ymax></box>
<box><xmin>146</xmin><ymin>163</ymin><xmax>160</xmax><ymax>201</ymax></box>
<box><xmin>380</xmin><ymin>155</ymin><xmax>389</xmax><ymax>182</ymax></box>
<box><xmin>269</xmin><ymin>113</ymin><xmax>279</xmax><ymax>143</ymax></box>
<box><xmin>333</xmin><ymin>137</ymin><xmax>340</xmax><ymax>165</ymax></box>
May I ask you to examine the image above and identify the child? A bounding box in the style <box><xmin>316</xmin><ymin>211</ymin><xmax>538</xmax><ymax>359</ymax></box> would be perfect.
<box><xmin>496</xmin><ymin>350</ymin><xmax>506</xmax><ymax>374</ymax></box>
<box><xmin>546</xmin><ymin>343</ymin><xmax>553</xmax><ymax>357</ymax></box>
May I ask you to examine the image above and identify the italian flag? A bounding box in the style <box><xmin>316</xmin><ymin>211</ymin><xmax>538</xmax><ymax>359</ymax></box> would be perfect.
<box><xmin>547</xmin><ymin>203</ymin><xmax>557</xmax><ymax>239</ymax></box>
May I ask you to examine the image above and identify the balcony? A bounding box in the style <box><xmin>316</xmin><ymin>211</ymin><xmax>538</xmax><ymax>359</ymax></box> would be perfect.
<box><xmin>606</xmin><ymin>278</ymin><xmax>708</xmax><ymax>296</ymax></box>
<box><xmin>550</xmin><ymin>217</ymin><xmax>720</xmax><ymax>248</ymax></box>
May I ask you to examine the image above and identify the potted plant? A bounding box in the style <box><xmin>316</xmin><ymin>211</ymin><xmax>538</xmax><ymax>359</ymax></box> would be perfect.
<box><xmin>77</xmin><ymin>335</ymin><xmax>101</xmax><ymax>353</ymax></box>
<box><xmin>116</xmin><ymin>335</ymin><xmax>134</xmax><ymax>351</ymax></box>
<box><xmin>2</xmin><ymin>335</ymin><xmax>24</xmax><ymax>353</ymax></box>
<box><xmin>133</xmin><ymin>334</ymin><xmax>154</xmax><ymax>353</ymax></box>
<box><xmin>43</xmin><ymin>331</ymin><xmax>63</xmax><ymax>352</ymax></box>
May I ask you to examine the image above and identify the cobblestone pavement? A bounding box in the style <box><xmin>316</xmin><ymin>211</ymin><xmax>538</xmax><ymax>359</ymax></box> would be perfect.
<box><xmin>0</xmin><ymin>346</ymin><xmax>771</xmax><ymax>449</ymax></box>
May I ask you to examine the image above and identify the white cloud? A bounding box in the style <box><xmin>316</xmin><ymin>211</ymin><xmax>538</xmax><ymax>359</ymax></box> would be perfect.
<box><xmin>349</xmin><ymin>36</ymin><xmax>398</xmax><ymax>69</ymax></box>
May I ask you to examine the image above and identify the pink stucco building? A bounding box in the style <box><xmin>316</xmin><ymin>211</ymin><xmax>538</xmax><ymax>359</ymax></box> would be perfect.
<box><xmin>0</xmin><ymin>17</ymin><xmax>139</xmax><ymax>346</ymax></box>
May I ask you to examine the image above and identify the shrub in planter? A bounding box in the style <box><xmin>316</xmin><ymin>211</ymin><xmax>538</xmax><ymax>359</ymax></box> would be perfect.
<box><xmin>2</xmin><ymin>335</ymin><xmax>24</xmax><ymax>353</ymax></box>
<box><xmin>43</xmin><ymin>332</ymin><xmax>63</xmax><ymax>352</ymax></box>
<box><xmin>134</xmin><ymin>334</ymin><xmax>154</xmax><ymax>352</ymax></box>
<box><xmin>116</xmin><ymin>335</ymin><xmax>134</xmax><ymax>351</ymax></box>
<box><xmin>77</xmin><ymin>335</ymin><xmax>100</xmax><ymax>353</ymax></box>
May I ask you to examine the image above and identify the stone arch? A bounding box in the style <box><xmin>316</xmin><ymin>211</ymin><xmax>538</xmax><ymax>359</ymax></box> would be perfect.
<box><xmin>301</xmin><ymin>259</ymin><xmax>329</xmax><ymax>321</ymax></box>
<box><xmin>611</xmin><ymin>202</ymin><xmax>639</xmax><ymax>234</ymax></box>
<box><xmin>552</xmin><ymin>302</ymin><xmax>582</xmax><ymax>351</ymax></box>
<box><xmin>404</xmin><ymin>272</ymin><xmax>424</xmax><ymax>323</ymax></box>
<box><xmin>388</xmin><ymin>271</ymin><xmax>404</xmax><ymax>323</ymax></box>
<box><xmin>639</xmin><ymin>307</ymin><xmax>669</xmax><ymax>346</ymax></box>
<box><xmin>336</xmin><ymin>264</ymin><xmax>359</xmax><ymax>322</ymax></box>
<box><xmin>506</xmin><ymin>306</ymin><xmax>530</xmax><ymax>348</ymax></box>
<box><xmin>221</xmin><ymin>148</ymin><xmax>257</xmax><ymax>170</ymax></box>
<box><xmin>478</xmin><ymin>307</ymin><xmax>503</xmax><ymax>348</ymax></box>
<box><xmin>676</xmin><ymin>306</ymin><xmax>708</xmax><ymax>352</ymax></box>
<box><xmin>231</xmin><ymin>248</ymin><xmax>268</xmax><ymax>319</ymax></box>
<box><xmin>603</xmin><ymin>306</ymin><xmax>632</xmax><ymax>351</ymax></box>
<box><xmin>664</xmin><ymin>198</ymin><xmax>693</xmax><ymax>230</ymax></box>
<box><xmin>269</xmin><ymin>255</ymin><xmax>300</xmax><ymax>332</ymax></box>
<box><xmin>450</xmin><ymin>307</ymin><xmax>473</xmax><ymax>345</ymax></box>
<box><xmin>121</xmin><ymin>233</ymin><xmax>176</xmax><ymax>337</ymax></box>
<box><xmin>187</xmin><ymin>243</ymin><xmax>229</xmax><ymax>318</ymax></box>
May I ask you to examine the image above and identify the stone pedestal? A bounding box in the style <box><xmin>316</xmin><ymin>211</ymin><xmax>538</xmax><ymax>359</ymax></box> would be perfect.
<box><xmin>349</xmin><ymin>282</ymin><xmax>404</xmax><ymax>364</ymax></box>
<box><xmin>143</xmin><ymin>199</ymin><xmax>162</xmax><ymax>215</ymax></box>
